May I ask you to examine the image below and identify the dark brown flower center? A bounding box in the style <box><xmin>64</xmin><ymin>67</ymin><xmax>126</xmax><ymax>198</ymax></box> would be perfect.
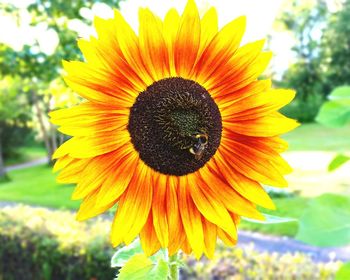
<box><xmin>128</xmin><ymin>77</ymin><xmax>222</xmax><ymax>176</ymax></box>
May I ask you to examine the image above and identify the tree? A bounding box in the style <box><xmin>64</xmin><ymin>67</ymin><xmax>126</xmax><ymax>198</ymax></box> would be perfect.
<box><xmin>0</xmin><ymin>77</ymin><xmax>30</xmax><ymax>181</ymax></box>
<box><xmin>276</xmin><ymin>0</ymin><xmax>329</xmax><ymax>122</ymax></box>
<box><xmin>322</xmin><ymin>0</ymin><xmax>350</xmax><ymax>89</ymax></box>
<box><xmin>0</xmin><ymin>0</ymin><xmax>122</xmax><ymax>162</ymax></box>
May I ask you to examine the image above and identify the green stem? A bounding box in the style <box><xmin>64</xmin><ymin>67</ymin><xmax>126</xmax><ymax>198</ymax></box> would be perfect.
<box><xmin>169</xmin><ymin>252</ymin><xmax>179</xmax><ymax>280</ymax></box>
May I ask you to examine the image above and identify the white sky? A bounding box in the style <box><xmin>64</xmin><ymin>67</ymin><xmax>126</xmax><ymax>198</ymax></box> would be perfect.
<box><xmin>0</xmin><ymin>0</ymin><xmax>294</xmax><ymax>75</ymax></box>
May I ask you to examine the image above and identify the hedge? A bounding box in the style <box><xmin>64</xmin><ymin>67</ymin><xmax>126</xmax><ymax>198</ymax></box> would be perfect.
<box><xmin>182</xmin><ymin>244</ymin><xmax>342</xmax><ymax>280</ymax></box>
<box><xmin>0</xmin><ymin>205</ymin><xmax>115</xmax><ymax>280</ymax></box>
<box><xmin>0</xmin><ymin>205</ymin><xmax>343</xmax><ymax>280</ymax></box>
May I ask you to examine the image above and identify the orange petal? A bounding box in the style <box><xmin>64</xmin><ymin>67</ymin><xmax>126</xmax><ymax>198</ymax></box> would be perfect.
<box><xmin>188</xmin><ymin>173</ymin><xmax>236</xmax><ymax>236</ymax></box>
<box><xmin>217</xmin><ymin>145</ymin><xmax>288</xmax><ymax>187</ymax></box>
<box><xmin>212</xmin><ymin>51</ymin><xmax>272</xmax><ymax>95</ymax></box>
<box><xmin>113</xmin><ymin>9</ymin><xmax>153</xmax><ymax>86</ymax></box>
<box><xmin>63</xmin><ymin>130</ymin><xmax>130</xmax><ymax>159</ymax></box>
<box><xmin>166</xmin><ymin>176</ymin><xmax>185</xmax><ymax>256</ymax></box>
<box><xmin>174</xmin><ymin>0</ymin><xmax>201</xmax><ymax>78</ymax></box>
<box><xmin>178</xmin><ymin>176</ymin><xmax>204</xmax><ymax>259</ymax></box>
<box><xmin>52</xmin><ymin>155</ymin><xmax>75</xmax><ymax>173</ymax></box>
<box><xmin>215</xmin><ymin>79</ymin><xmax>271</xmax><ymax>105</ymax></box>
<box><xmin>95</xmin><ymin>152</ymin><xmax>139</xmax><ymax>207</ymax></box>
<box><xmin>194</xmin><ymin>16</ymin><xmax>246</xmax><ymax>85</ymax></box>
<box><xmin>111</xmin><ymin>162</ymin><xmax>153</xmax><ymax>246</ymax></box>
<box><xmin>151</xmin><ymin>172</ymin><xmax>169</xmax><ymax>248</ymax></box>
<box><xmin>202</xmin><ymin>218</ymin><xmax>217</xmax><ymax>259</ymax></box>
<box><xmin>221</xmin><ymin>89</ymin><xmax>296</xmax><ymax>121</ymax></box>
<box><xmin>209</xmin><ymin>158</ymin><xmax>275</xmax><ymax>209</ymax></box>
<box><xmin>139</xmin><ymin>8</ymin><xmax>169</xmax><ymax>80</ymax></box>
<box><xmin>207</xmin><ymin>39</ymin><xmax>265</xmax><ymax>94</ymax></box>
<box><xmin>140</xmin><ymin>212</ymin><xmax>162</xmax><ymax>256</ymax></box>
<box><xmin>76</xmin><ymin>188</ymin><xmax>115</xmax><ymax>221</ymax></box>
<box><xmin>198</xmin><ymin>164</ymin><xmax>264</xmax><ymax>220</ymax></box>
<box><xmin>224</xmin><ymin>112</ymin><xmax>300</xmax><ymax>137</ymax></box>
<box><xmin>217</xmin><ymin>227</ymin><xmax>237</xmax><ymax>246</ymax></box>
<box><xmin>63</xmin><ymin>61</ymin><xmax>136</xmax><ymax>105</ymax></box>
<box><xmin>50</xmin><ymin>102</ymin><xmax>129</xmax><ymax>137</ymax></box>
<box><xmin>198</xmin><ymin>7</ymin><xmax>218</xmax><ymax>57</ymax></box>
<box><xmin>56</xmin><ymin>157</ymin><xmax>91</xmax><ymax>184</ymax></box>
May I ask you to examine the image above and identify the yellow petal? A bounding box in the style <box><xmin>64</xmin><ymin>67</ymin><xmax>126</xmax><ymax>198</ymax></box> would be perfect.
<box><xmin>174</xmin><ymin>0</ymin><xmax>201</xmax><ymax>78</ymax></box>
<box><xmin>188</xmin><ymin>174</ymin><xmax>236</xmax><ymax>236</ymax></box>
<box><xmin>194</xmin><ymin>16</ymin><xmax>246</xmax><ymax>84</ymax></box>
<box><xmin>76</xmin><ymin>188</ymin><xmax>115</xmax><ymax>221</ymax></box>
<box><xmin>140</xmin><ymin>213</ymin><xmax>161</xmax><ymax>256</ymax></box>
<box><xmin>163</xmin><ymin>8</ymin><xmax>180</xmax><ymax>76</ymax></box>
<box><xmin>111</xmin><ymin>163</ymin><xmax>153</xmax><ymax>246</ymax></box>
<box><xmin>202</xmin><ymin>218</ymin><xmax>217</xmax><ymax>259</ymax></box>
<box><xmin>139</xmin><ymin>8</ymin><xmax>169</xmax><ymax>80</ymax></box>
<box><xmin>178</xmin><ymin>176</ymin><xmax>204</xmax><ymax>259</ymax></box>
<box><xmin>151</xmin><ymin>173</ymin><xmax>169</xmax><ymax>248</ymax></box>
<box><xmin>224</xmin><ymin>112</ymin><xmax>300</xmax><ymax>137</ymax></box>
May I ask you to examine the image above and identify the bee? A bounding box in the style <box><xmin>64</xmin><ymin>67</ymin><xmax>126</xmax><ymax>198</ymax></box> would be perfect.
<box><xmin>189</xmin><ymin>132</ymin><xmax>208</xmax><ymax>160</ymax></box>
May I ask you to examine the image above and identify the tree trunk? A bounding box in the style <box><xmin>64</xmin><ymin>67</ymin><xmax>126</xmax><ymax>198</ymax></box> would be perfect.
<box><xmin>0</xmin><ymin>130</ymin><xmax>8</xmax><ymax>181</ymax></box>
<box><xmin>32</xmin><ymin>92</ymin><xmax>52</xmax><ymax>164</ymax></box>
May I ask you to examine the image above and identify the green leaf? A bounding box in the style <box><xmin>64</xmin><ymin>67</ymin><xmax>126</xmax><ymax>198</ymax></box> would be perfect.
<box><xmin>329</xmin><ymin>86</ymin><xmax>350</xmax><ymax>101</ymax></box>
<box><xmin>296</xmin><ymin>194</ymin><xmax>350</xmax><ymax>247</ymax></box>
<box><xmin>147</xmin><ymin>258</ymin><xmax>169</xmax><ymax>280</ymax></box>
<box><xmin>243</xmin><ymin>213</ymin><xmax>297</xmax><ymax>224</ymax></box>
<box><xmin>316</xmin><ymin>99</ymin><xmax>350</xmax><ymax>127</ymax></box>
<box><xmin>111</xmin><ymin>239</ymin><xmax>143</xmax><ymax>268</ymax></box>
<box><xmin>116</xmin><ymin>254</ymin><xmax>154</xmax><ymax>280</ymax></box>
<box><xmin>328</xmin><ymin>154</ymin><xmax>350</xmax><ymax>172</ymax></box>
<box><xmin>336</xmin><ymin>262</ymin><xmax>350</xmax><ymax>280</ymax></box>
<box><xmin>116</xmin><ymin>254</ymin><xmax>169</xmax><ymax>280</ymax></box>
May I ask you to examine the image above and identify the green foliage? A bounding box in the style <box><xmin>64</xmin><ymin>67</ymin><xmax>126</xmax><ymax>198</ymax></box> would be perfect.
<box><xmin>277</xmin><ymin>1</ymin><xmax>350</xmax><ymax>122</ymax></box>
<box><xmin>111</xmin><ymin>239</ymin><xmax>169</xmax><ymax>279</ymax></box>
<box><xmin>0</xmin><ymin>205</ymin><xmax>115</xmax><ymax>280</ymax></box>
<box><xmin>328</xmin><ymin>154</ymin><xmax>350</xmax><ymax>172</ymax></box>
<box><xmin>111</xmin><ymin>239</ymin><xmax>144</xmax><ymax>268</ymax></box>
<box><xmin>316</xmin><ymin>86</ymin><xmax>350</xmax><ymax>127</ymax></box>
<box><xmin>277</xmin><ymin>0</ymin><xmax>328</xmax><ymax>123</ymax></box>
<box><xmin>322</xmin><ymin>0</ymin><xmax>350</xmax><ymax>88</ymax></box>
<box><xmin>0</xmin><ymin>77</ymin><xmax>32</xmax><ymax>171</ymax></box>
<box><xmin>281</xmin><ymin>94</ymin><xmax>324</xmax><ymax>123</ymax></box>
<box><xmin>336</xmin><ymin>263</ymin><xmax>350</xmax><ymax>280</ymax></box>
<box><xmin>183</xmin><ymin>244</ymin><xmax>342</xmax><ymax>279</ymax></box>
<box><xmin>116</xmin><ymin>254</ymin><xmax>169</xmax><ymax>280</ymax></box>
<box><xmin>296</xmin><ymin>194</ymin><xmax>350</xmax><ymax>247</ymax></box>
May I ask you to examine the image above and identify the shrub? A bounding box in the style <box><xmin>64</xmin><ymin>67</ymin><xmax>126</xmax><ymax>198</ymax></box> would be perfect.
<box><xmin>0</xmin><ymin>205</ymin><xmax>343</xmax><ymax>280</ymax></box>
<box><xmin>280</xmin><ymin>94</ymin><xmax>324</xmax><ymax>123</ymax></box>
<box><xmin>0</xmin><ymin>205</ymin><xmax>115</xmax><ymax>280</ymax></box>
<box><xmin>182</xmin><ymin>244</ymin><xmax>342</xmax><ymax>280</ymax></box>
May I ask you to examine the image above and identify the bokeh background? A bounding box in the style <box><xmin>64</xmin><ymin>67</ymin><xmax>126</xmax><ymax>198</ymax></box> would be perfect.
<box><xmin>0</xmin><ymin>0</ymin><xmax>349</xmax><ymax>279</ymax></box>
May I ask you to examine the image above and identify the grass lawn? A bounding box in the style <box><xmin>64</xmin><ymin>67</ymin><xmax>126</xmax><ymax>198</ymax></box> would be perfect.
<box><xmin>0</xmin><ymin>164</ymin><xmax>79</xmax><ymax>210</ymax></box>
<box><xmin>5</xmin><ymin>145</ymin><xmax>47</xmax><ymax>166</ymax></box>
<box><xmin>283</xmin><ymin>123</ymin><xmax>350</xmax><ymax>152</ymax></box>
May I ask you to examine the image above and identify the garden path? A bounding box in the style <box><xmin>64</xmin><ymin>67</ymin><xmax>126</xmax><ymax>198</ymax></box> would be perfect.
<box><xmin>5</xmin><ymin>157</ymin><xmax>48</xmax><ymax>172</ymax></box>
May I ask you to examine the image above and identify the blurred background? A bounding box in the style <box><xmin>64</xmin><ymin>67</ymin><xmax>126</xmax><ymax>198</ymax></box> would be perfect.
<box><xmin>0</xmin><ymin>0</ymin><xmax>349</xmax><ymax>279</ymax></box>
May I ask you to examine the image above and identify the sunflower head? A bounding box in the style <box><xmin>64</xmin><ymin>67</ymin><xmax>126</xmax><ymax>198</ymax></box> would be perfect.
<box><xmin>50</xmin><ymin>0</ymin><xmax>298</xmax><ymax>259</ymax></box>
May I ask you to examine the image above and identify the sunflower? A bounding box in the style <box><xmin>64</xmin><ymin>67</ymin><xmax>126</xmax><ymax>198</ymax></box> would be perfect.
<box><xmin>50</xmin><ymin>0</ymin><xmax>298</xmax><ymax>259</ymax></box>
